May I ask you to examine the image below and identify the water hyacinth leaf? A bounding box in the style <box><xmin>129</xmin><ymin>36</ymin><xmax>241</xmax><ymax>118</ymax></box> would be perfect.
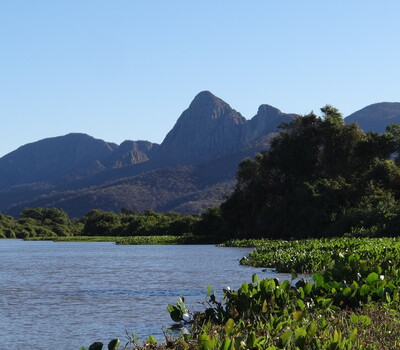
<box><xmin>366</xmin><ymin>272</ymin><xmax>379</xmax><ymax>284</ymax></box>
<box><xmin>89</xmin><ymin>342</ymin><xmax>103</xmax><ymax>350</ymax></box>
<box><xmin>108</xmin><ymin>339</ymin><xmax>120</xmax><ymax>350</ymax></box>
<box><xmin>295</xmin><ymin>299</ymin><xmax>305</xmax><ymax>311</ymax></box>
<box><xmin>312</xmin><ymin>273</ymin><xmax>324</xmax><ymax>287</ymax></box>
<box><xmin>304</xmin><ymin>281</ymin><xmax>312</xmax><ymax>295</ymax></box>
<box><xmin>224</xmin><ymin>318</ymin><xmax>235</xmax><ymax>335</ymax></box>
<box><xmin>252</xmin><ymin>274</ymin><xmax>259</xmax><ymax>283</ymax></box>
<box><xmin>168</xmin><ymin>305</ymin><xmax>183</xmax><ymax>322</ymax></box>
<box><xmin>360</xmin><ymin>284</ymin><xmax>370</xmax><ymax>296</ymax></box>
<box><xmin>342</xmin><ymin>287</ymin><xmax>352</xmax><ymax>297</ymax></box>
<box><xmin>281</xmin><ymin>280</ymin><xmax>290</xmax><ymax>290</ymax></box>
<box><xmin>240</xmin><ymin>283</ymin><xmax>249</xmax><ymax>294</ymax></box>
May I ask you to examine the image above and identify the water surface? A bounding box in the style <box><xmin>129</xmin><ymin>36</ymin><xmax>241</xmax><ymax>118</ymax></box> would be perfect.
<box><xmin>0</xmin><ymin>240</ymin><xmax>290</xmax><ymax>349</ymax></box>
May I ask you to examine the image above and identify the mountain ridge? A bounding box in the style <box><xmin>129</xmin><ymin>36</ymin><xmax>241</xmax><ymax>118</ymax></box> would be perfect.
<box><xmin>0</xmin><ymin>93</ymin><xmax>398</xmax><ymax>217</ymax></box>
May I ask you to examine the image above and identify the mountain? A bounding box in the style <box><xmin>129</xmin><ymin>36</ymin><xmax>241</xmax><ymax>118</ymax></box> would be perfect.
<box><xmin>156</xmin><ymin>91</ymin><xmax>247</xmax><ymax>165</ymax></box>
<box><xmin>0</xmin><ymin>134</ymin><xmax>159</xmax><ymax>190</ymax></box>
<box><xmin>0</xmin><ymin>91</ymin><xmax>299</xmax><ymax>217</ymax></box>
<box><xmin>156</xmin><ymin>91</ymin><xmax>295</xmax><ymax>165</ymax></box>
<box><xmin>345</xmin><ymin>102</ymin><xmax>400</xmax><ymax>133</ymax></box>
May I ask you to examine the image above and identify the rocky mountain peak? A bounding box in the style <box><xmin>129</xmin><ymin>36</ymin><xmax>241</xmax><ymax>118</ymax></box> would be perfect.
<box><xmin>156</xmin><ymin>91</ymin><xmax>247</xmax><ymax>165</ymax></box>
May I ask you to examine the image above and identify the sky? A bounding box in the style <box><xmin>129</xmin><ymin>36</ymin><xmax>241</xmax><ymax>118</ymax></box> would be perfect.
<box><xmin>1</xmin><ymin>1</ymin><xmax>399</xmax><ymax>157</ymax></box>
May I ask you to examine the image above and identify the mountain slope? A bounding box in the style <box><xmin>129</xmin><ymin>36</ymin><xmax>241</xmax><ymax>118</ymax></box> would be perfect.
<box><xmin>0</xmin><ymin>134</ymin><xmax>159</xmax><ymax>190</ymax></box>
<box><xmin>345</xmin><ymin>102</ymin><xmax>400</xmax><ymax>133</ymax></box>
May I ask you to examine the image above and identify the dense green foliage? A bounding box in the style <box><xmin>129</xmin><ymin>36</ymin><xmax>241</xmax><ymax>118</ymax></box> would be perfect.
<box><xmin>223</xmin><ymin>237</ymin><xmax>400</xmax><ymax>273</ymax></box>
<box><xmin>84</xmin><ymin>237</ymin><xmax>400</xmax><ymax>349</ymax></box>
<box><xmin>0</xmin><ymin>208</ymin><xmax>78</xmax><ymax>238</ymax></box>
<box><xmin>0</xmin><ymin>207</ymin><xmax>226</xmax><ymax>241</ymax></box>
<box><xmin>221</xmin><ymin>107</ymin><xmax>400</xmax><ymax>239</ymax></box>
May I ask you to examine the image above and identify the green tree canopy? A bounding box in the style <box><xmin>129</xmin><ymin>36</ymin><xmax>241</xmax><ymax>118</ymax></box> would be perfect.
<box><xmin>221</xmin><ymin>106</ymin><xmax>400</xmax><ymax>239</ymax></box>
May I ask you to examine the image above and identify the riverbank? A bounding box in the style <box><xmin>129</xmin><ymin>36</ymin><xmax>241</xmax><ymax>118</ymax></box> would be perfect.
<box><xmin>24</xmin><ymin>234</ymin><xmax>222</xmax><ymax>245</ymax></box>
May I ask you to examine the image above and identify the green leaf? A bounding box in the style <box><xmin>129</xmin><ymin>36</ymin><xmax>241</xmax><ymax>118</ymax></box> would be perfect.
<box><xmin>307</xmin><ymin>321</ymin><xmax>317</xmax><ymax>338</ymax></box>
<box><xmin>89</xmin><ymin>342</ymin><xmax>103</xmax><ymax>350</ymax></box>
<box><xmin>304</xmin><ymin>281</ymin><xmax>312</xmax><ymax>295</ymax></box>
<box><xmin>359</xmin><ymin>315</ymin><xmax>371</xmax><ymax>326</ymax></box>
<box><xmin>312</xmin><ymin>273</ymin><xmax>324</xmax><ymax>287</ymax></box>
<box><xmin>240</xmin><ymin>283</ymin><xmax>249</xmax><ymax>294</ymax></box>
<box><xmin>224</xmin><ymin>318</ymin><xmax>235</xmax><ymax>335</ymax></box>
<box><xmin>252</xmin><ymin>274</ymin><xmax>259</xmax><ymax>283</ymax></box>
<box><xmin>247</xmin><ymin>332</ymin><xmax>256</xmax><ymax>348</ymax></box>
<box><xmin>296</xmin><ymin>299</ymin><xmax>305</xmax><ymax>310</ymax></box>
<box><xmin>199</xmin><ymin>333</ymin><xmax>215</xmax><ymax>350</ymax></box>
<box><xmin>342</xmin><ymin>287</ymin><xmax>352</xmax><ymax>297</ymax></box>
<box><xmin>219</xmin><ymin>338</ymin><xmax>232</xmax><ymax>350</ymax></box>
<box><xmin>295</xmin><ymin>327</ymin><xmax>307</xmax><ymax>348</ymax></box>
<box><xmin>350</xmin><ymin>313</ymin><xmax>358</xmax><ymax>324</ymax></box>
<box><xmin>108</xmin><ymin>339</ymin><xmax>120</xmax><ymax>350</ymax></box>
<box><xmin>280</xmin><ymin>331</ymin><xmax>293</xmax><ymax>347</ymax></box>
<box><xmin>147</xmin><ymin>336</ymin><xmax>157</xmax><ymax>345</ymax></box>
<box><xmin>366</xmin><ymin>272</ymin><xmax>379</xmax><ymax>284</ymax></box>
<box><xmin>333</xmin><ymin>329</ymin><xmax>341</xmax><ymax>342</ymax></box>
<box><xmin>321</xmin><ymin>298</ymin><xmax>333</xmax><ymax>308</ymax></box>
<box><xmin>295</xmin><ymin>327</ymin><xmax>307</xmax><ymax>338</ymax></box>
<box><xmin>360</xmin><ymin>284</ymin><xmax>370</xmax><ymax>296</ymax></box>
<box><xmin>349</xmin><ymin>328</ymin><xmax>358</xmax><ymax>342</ymax></box>
<box><xmin>262</xmin><ymin>299</ymin><xmax>268</xmax><ymax>313</ymax></box>
<box><xmin>207</xmin><ymin>284</ymin><xmax>212</xmax><ymax>297</ymax></box>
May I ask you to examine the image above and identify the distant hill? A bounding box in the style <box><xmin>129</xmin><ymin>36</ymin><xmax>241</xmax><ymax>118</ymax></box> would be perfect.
<box><xmin>2</xmin><ymin>92</ymin><xmax>397</xmax><ymax>218</ymax></box>
<box><xmin>345</xmin><ymin>102</ymin><xmax>400</xmax><ymax>133</ymax></box>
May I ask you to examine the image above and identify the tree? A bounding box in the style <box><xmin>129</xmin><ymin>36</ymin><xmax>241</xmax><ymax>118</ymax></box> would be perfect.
<box><xmin>221</xmin><ymin>106</ymin><xmax>400</xmax><ymax>239</ymax></box>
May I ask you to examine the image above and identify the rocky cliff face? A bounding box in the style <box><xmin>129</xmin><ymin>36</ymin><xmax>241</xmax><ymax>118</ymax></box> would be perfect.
<box><xmin>241</xmin><ymin>104</ymin><xmax>297</xmax><ymax>146</ymax></box>
<box><xmin>156</xmin><ymin>91</ymin><xmax>296</xmax><ymax>165</ymax></box>
<box><xmin>156</xmin><ymin>91</ymin><xmax>247</xmax><ymax>165</ymax></box>
<box><xmin>345</xmin><ymin>102</ymin><xmax>400</xmax><ymax>133</ymax></box>
<box><xmin>104</xmin><ymin>140</ymin><xmax>160</xmax><ymax>168</ymax></box>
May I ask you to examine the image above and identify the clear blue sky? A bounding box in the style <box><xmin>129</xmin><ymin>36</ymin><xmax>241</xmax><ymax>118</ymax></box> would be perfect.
<box><xmin>1</xmin><ymin>1</ymin><xmax>399</xmax><ymax>157</ymax></box>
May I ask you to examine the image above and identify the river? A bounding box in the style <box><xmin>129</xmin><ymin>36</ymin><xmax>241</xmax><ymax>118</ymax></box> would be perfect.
<box><xmin>0</xmin><ymin>240</ymin><xmax>291</xmax><ymax>349</ymax></box>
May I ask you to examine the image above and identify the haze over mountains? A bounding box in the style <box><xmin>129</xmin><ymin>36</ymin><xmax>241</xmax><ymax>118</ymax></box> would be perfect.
<box><xmin>1</xmin><ymin>91</ymin><xmax>399</xmax><ymax>218</ymax></box>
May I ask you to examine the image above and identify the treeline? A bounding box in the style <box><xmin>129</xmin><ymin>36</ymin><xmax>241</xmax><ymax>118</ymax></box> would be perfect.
<box><xmin>4</xmin><ymin>106</ymin><xmax>400</xmax><ymax>241</ymax></box>
<box><xmin>0</xmin><ymin>207</ymin><xmax>226</xmax><ymax>239</ymax></box>
<box><xmin>221</xmin><ymin>106</ymin><xmax>400</xmax><ymax>239</ymax></box>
